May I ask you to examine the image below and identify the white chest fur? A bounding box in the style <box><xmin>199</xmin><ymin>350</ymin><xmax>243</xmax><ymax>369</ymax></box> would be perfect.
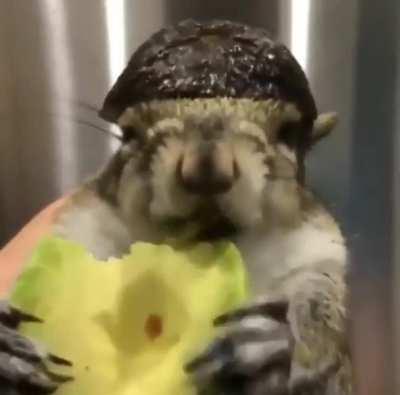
<box><xmin>53</xmin><ymin>196</ymin><xmax>133</xmax><ymax>260</ymax></box>
<box><xmin>236</xmin><ymin>220</ymin><xmax>347</xmax><ymax>297</ymax></box>
<box><xmin>54</xmin><ymin>192</ymin><xmax>347</xmax><ymax>299</ymax></box>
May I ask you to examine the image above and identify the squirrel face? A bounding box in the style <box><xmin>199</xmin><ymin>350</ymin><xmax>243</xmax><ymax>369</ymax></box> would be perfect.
<box><xmin>97</xmin><ymin>20</ymin><xmax>337</xmax><ymax>234</ymax></box>
<box><xmin>99</xmin><ymin>97</ymin><xmax>326</xmax><ymax>233</ymax></box>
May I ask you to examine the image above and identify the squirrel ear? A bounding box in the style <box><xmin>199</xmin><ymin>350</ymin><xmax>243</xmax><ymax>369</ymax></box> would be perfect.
<box><xmin>311</xmin><ymin>112</ymin><xmax>339</xmax><ymax>145</ymax></box>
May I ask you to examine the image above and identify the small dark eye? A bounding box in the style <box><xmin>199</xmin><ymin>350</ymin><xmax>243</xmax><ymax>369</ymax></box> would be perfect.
<box><xmin>277</xmin><ymin>123</ymin><xmax>299</xmax><ymax>149</ymax></box>
<box><xmin>121</xmin><ymin>126</ymin><xmax>138</xmax><ymax>142</ymax></box>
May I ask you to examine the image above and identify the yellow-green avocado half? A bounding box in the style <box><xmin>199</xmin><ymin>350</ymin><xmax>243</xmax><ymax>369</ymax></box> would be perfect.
<box><xmin>10</xmin><ymin>237</ymin><xmax>249</xmax><ymax>395</ymax></box>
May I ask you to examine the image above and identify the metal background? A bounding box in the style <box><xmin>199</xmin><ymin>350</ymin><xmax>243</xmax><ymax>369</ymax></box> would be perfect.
<box><xmin>0</xmin><ymin>1</ymin><xmax>398</xmax><ymax>393</ymax></box>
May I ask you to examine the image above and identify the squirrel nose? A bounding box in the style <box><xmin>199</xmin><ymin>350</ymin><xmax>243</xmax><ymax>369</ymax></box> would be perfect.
<box><xmin>178</xmin><ymin>141</ymin><xmax>237</xmax><ymax>195</ymax></box>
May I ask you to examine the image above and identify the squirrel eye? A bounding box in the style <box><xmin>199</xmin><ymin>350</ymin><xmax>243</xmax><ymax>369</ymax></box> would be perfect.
<box><xmin>276</xmin><ymin>123</ymin><xmax>299</xmax><ymax>150</ymax></box>
<box><xmin>121</xmin><ymin>126</ymin><xmax>140</xmax><ymax>143</ymax></box>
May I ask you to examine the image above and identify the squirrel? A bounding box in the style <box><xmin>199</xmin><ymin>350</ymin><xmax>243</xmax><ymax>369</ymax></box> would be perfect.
<box><xmin>0</xmin><ymin>20</ymin><xmax>351</xmax><ymax>395</ymax></box>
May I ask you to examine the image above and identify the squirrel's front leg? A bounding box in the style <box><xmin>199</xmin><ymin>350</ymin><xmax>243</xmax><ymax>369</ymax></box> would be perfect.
<box><xmin>186</xmin><ymin>260</ymin><xmax>352</xmax><ymax>395</ymax></box>
<box><xmin>0</xmin><ymin>301</ymin><xmax>72</xmax><ymax>395</ymax></box>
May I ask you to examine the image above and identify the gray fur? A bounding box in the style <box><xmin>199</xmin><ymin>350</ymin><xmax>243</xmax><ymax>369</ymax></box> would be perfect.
<box><xmin>0</xmin><ymin>97</ymin><xmax>350</xmax><ymax>395</ymax></box>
